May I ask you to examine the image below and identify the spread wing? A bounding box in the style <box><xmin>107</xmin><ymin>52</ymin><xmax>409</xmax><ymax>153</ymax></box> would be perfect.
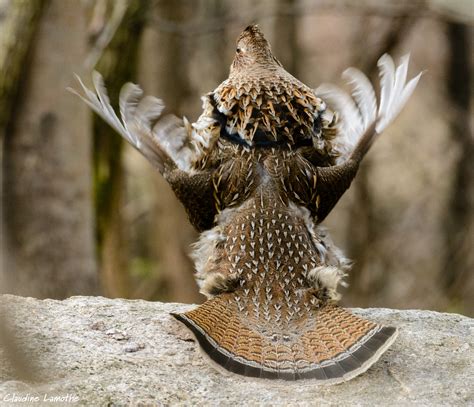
<box><xmin>68</xmin><ymin>72</ymin><xmax>220</xmax><ymax>174</ymax></box>
<box><xmin>317</xmin><ymin>54</ymin><xmax>422</xmax><ymax>164</ymax></box>
<box><xmin>295</xmin><ymin>54</ymin><xmax>422</xmax><ymax>222</ymax></box>
<box><xmin>68</xmin><ymin>73</ymin><xmax>220</xmax><ymax>231</ymax></box>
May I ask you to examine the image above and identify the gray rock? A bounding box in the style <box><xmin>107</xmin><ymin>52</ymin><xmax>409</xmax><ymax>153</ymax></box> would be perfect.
<box><xmin>0</xmin><ymin>295</ymin><xmax>472</xmax><ymax>406</ymax></box>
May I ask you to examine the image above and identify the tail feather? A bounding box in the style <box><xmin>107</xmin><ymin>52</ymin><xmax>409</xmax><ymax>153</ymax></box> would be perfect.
<box><xmin>172</xmin><ymin>293</ymin><xmax>397</xmax><ymax>383</ymax></box>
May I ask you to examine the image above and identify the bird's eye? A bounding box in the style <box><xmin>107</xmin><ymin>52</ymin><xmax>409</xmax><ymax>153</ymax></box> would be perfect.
<box><xmin>236</xmin><ymin>47</ymin><xmax>242</xmax><ymax>54</ymax></box>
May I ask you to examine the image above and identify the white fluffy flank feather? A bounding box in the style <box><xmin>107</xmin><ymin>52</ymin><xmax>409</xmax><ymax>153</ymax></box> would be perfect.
<box><xmin>316</xmin><ymin>54</ymin><xmax>422</xmax><ymax>162</ymax></box>
<box><xmin>190</xmin><ymin>206</ymin><xmax>241</xmax><ymax>297</ymax></box>
<box><xmin>191</xmin><ymin>226</ymin><xmax>226</xmax><ymax>297</ymax></box>
<box><xmin>288</xmin><ymin>202</ymin><xmax>350</xmax><ymax>301</ymax></box>
<box><xmin>307</xmin><ymin>266</ymin><xmax>347</xmax><ymax>302</ymax></box>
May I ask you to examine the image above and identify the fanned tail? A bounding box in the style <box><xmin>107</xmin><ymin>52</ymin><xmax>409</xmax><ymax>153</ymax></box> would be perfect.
<box><xmin>172</xmin><ymin>293</ymin><xmax>397</xmax><ymax>383</ymax></box>
<box><xmin>317</xmin><ymin>53</ymin><xmax>422</xmax><ymax>163</ymax></box>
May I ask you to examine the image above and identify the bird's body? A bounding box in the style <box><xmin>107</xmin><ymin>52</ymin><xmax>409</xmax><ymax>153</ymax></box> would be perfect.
<box><xmin>179</xmin><ymin>174</ymin><xmax>395</xmax><ymax>381</ymax></box>
<box><xmin>70</xmin><ymin>24</ymin><xmax>421</xmax><ymax>383</ymax></box>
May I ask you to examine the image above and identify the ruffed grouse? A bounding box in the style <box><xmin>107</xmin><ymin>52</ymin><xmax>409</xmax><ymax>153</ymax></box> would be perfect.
<box><xmin>70</xmin><ymin>25</ymin><xmax>421</xmax><ymax>383</ymax></box>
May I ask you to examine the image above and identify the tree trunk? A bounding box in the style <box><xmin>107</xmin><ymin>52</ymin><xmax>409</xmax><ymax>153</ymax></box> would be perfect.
<box><xmin>140</xmin><ymin>0</ymin><xmax>200</xmax><ymax>303</ymax></box>
<box><xmin>92</xmin><ymin>0</ymin><xmax>148</xmax><ymax>298</ymax></box>
<box><xmin>2</xmin><ymin>0</ymin><xmax>97</xmax><ymax>298</ymax></box>
<box><xmin>273</xmin><ymin>0</ymin><xmax>299</xmax><ymax>77</ymax></box>
<box><xmin>0</xmin><ymin>0</ymin><xmax>44</xmax><ymax>134</ymax></box>
<box><xmin>441</xmin><ymin>22</ymin><xmax>473</xmax><ymax>311</ymax></box>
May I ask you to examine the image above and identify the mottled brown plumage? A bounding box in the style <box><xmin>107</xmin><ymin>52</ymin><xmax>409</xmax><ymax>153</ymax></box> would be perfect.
<box><xmin>70</xmin><ymin>24</ymin><xmax>421</xmax><ymax>383</ymax></box>
<box><xmin>213</xmin><ymin>26</ymin><xmax>329</xmax><ymax>151</ymax></box>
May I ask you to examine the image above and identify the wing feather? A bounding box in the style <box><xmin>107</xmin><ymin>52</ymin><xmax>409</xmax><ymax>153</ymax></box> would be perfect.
<box><xmin>92</xmin><ymin>71</ymin><xmax>126</xmax><ymax>137</ymax></box>
<box><xmin>342</xmin><ymin>67</ymin><xmax>377</xmax><ymax>129</ymax></box>
<box><xmin>119</xmin><ymin>82</ymin><xmax>144</xmax><ymax>146</ymax></box>
<box><xmin>68</xmin><ymin>74</ymin><xmax>128</xmax><ymax>139</ymax></box>
<box><xmin>316</xmin><ymin>83</ymin><xmax>362</xmax><ymax>147</ymax></box>
<box><xmin>68</xmin><ymin>72</ymin><xmax>175</xmax><ymax>173</ymax></box>
<box><xmin>69</xmin><ymin>71</ymin><xmax>220</xmax><ymax>174</ymax></box>
<box><xmin>377</xmin><ymin>54</ymin><xmax>395</xmax><ymax>119</ymax></box>
<box><xmin>316</xmin><ymin>54</ymin><xmax>422</xmax><ymax>162</ymax></box>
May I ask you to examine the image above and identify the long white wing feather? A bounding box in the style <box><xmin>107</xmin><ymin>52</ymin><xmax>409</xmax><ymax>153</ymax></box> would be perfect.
<box><xmin>69</xmin><ymin>74</ymin><xmax>128</xmax><ymax>140</ymax></box>
<box><xmin>118</xmin><ymin>82</ymin><xmax>145</xmax><ymax>147</ymax></box>
<box><xmin>342</xmin><ymin>67</ymin><xmax>377</xmax><ymax>129</ymax></box>
<box><xmin>377</xmin><ymin>54</ymin><xmax>396</xmax><ymax>122</ymax></box>
<box><xmin>377</xmin><ymin>56</ymin><xmax>422</xmax><ymax>132</ymax></box>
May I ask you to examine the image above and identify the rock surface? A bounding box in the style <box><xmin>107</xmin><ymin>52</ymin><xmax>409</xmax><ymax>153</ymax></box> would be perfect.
<box><xmin>0</xmin><ymin>295</ymin><xmax>472</xmax><ymax>406</ymax></box>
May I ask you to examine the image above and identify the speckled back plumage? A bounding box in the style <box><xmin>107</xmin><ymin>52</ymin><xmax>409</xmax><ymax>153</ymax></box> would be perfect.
<box><xmin>71</xmin><ymin>24</ymin><xmax>421</xmax><ymax>383</ymax></box>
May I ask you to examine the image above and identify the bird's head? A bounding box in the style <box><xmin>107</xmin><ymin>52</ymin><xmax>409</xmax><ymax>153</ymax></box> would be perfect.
<box><xmin>230</xmin><ymin>25</ymin><xmax>281</xmax><ymax>74</ymax></box>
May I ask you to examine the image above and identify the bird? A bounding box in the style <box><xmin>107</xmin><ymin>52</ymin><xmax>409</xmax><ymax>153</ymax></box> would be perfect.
<box><xmin>69</xmin><ymin>24</ymin><xmax>421</xmax><ymax>383</ymax></box>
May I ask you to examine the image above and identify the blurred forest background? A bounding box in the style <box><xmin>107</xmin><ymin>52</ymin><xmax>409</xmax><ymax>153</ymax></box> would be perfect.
<box><xmin>0</xmin><ymin>0</ymin><xmax>472</xmax><ymax>316</ymax></box>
